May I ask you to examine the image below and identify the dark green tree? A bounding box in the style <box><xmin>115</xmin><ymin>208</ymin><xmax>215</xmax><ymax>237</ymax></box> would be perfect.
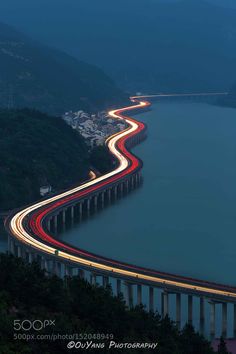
<box><xmin>217</xmin><ymin>336</ymin><xmax>231</xmax><ymax>354</ymax></box>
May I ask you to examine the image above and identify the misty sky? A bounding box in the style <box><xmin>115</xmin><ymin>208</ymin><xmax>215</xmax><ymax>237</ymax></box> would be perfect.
<box><xmin>0</xmin><ymin>0</ymin><xmax>236</xmax><ymax>33</ymax></box>
<box><xmin>1</xmin><ymin>0</ymin><xmax>236</xmax><ymax>92</ymax></box>
<box><xmin>0</xmin><ymin>0</ymin><xmax>235</xmax><ymax>50</ymax></box>
<box><xmin>0</xmin><ymin>0</ymin><xmax>235</xmax><ymax>46</ymax></box>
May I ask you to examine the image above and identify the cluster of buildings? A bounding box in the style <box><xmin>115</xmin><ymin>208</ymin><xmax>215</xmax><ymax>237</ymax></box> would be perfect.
<box><xmin>62</xmin><ymin>110</ymin><xmax>126</xmax><ymax>148</ymax></box>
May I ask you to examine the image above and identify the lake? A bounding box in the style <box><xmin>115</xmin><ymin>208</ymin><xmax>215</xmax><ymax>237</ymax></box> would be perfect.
<box><xmin>60</xmin><ymin>101</ymin><xmax>236</xmax><ymax>286</ymax></box>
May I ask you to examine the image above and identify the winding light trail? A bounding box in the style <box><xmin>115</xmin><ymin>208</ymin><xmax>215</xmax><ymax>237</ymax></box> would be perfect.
<box><xmin>7</xmin><ymin>95</ymin><xmax>236</xmax><ymax>301</ymax></box>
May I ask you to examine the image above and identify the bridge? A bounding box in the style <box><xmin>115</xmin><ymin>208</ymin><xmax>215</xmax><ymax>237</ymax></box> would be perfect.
<box><xmin>5</xmin><ymin>93</ymin><xmax>236</xmax><ymax>339</ymax></box>
<box><xmin>133</xmin><ymin>92</ymin><xmax>228</xmax><ymax>100</ymax></box>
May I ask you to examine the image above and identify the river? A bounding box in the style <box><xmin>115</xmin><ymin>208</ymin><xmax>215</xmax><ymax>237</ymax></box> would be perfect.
<box><xmin>59</xmin><ymin>101</ymin><xmax>236</xmax><ymax>286</ymax></box>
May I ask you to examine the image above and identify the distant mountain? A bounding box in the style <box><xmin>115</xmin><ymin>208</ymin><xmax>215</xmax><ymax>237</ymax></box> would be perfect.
<box><xmin>0</xmin><ymin>22</ymin><xmax>128</xmax><ymax>115</ymax></box>
<box><xmin>5</xmin><ymin>0</ymin><xmax>236</xmax><ymax>93</ymax></box>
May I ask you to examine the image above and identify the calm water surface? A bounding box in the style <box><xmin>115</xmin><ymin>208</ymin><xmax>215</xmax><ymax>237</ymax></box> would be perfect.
<box><xmin>53</xmin><ymin>102</ymin><xmax>236</xmax><ymax>284</ymax></box>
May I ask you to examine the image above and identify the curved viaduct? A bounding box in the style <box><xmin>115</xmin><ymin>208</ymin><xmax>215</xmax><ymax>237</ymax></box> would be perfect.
<box><xmin>5</xmin><ymin>93</ymin><xmax>235</xmax><ymax>338</ymax></box>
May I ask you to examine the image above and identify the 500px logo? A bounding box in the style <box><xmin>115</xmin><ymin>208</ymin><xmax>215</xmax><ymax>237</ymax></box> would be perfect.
<box><xmin>13</xmin><ymin>319</ymin><xmax>55</xmax><ymax>331</ymax></box>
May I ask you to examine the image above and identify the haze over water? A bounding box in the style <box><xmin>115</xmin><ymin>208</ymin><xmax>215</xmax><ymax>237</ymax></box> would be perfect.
<box><xmin>61</xmin><ymin>101</ymin><xmax>236</xmax><ymax>285</ymax></box>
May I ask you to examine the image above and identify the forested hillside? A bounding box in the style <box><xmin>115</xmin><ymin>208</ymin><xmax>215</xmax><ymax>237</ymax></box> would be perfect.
<box><xmin>0</xmin><ymin>254</ymin><xmax>221</xmax><ymax>354</ymax></box>
<box><xmin>0</xmin><ymin>109</ymin><xmax>90</xmax><ymax>210</ymax></box>
<box><xmin>0</xmin><ymin>22</ymin><xmax>128</xmax><ymax>115</ymax></box>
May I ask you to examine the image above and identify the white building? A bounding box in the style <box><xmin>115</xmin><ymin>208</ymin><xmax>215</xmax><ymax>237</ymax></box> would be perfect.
<box><xmin>40</xmin><ymin>185</ymin><xmax>52</xmax><ymax>197</ymax></box>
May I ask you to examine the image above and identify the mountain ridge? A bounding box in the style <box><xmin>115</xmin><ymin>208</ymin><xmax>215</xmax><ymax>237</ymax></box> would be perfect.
<box><xmin>0</xmin><ymin>22</ymin><xmax>128</xmax><ymax>115</ymax></box>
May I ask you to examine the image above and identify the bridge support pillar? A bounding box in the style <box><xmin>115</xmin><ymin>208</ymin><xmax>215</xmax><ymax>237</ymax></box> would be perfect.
<box><xmin>52</xmin><ymin>260</ymin><xmax>61</xmax><ymax>277</ymax></box>
<box><xmin>209</xmin><ymin>302</ymin><xmax>215</xmax><ymax>339</ymax></box>
<box><xmin>101</xmin><ymin>192</ymin><xmax>105</xmax><ymax>208</ymax></box>
<box><xmin>53</xmin><ymin>214</ymin><xmax>58</xmax><ymax>233</ymax></box>
<box><xmin>103</xmin><ymin>276</ymin><xmax>109</xmax><ymax>288</ymax></box>
<box><xmin>149</xmin><ymin>287</ymin><xmax>154</xmax><ymax>312</ymax></box>
<box><xmin>125</xmin><ymin>180</ymin><xmax>129</xmax><ymax>193</ymax></box>
<box><xmin>108</xmin><ymin>189</ymin><xmax>111</xmax><ymax>203</ymax></box>
<box><xmin>79</xmin><ymin>202</ymin><xmax>83</xmax><ymax>220</ymax></box>
<box><xmin>28</xmin><ymin>251</ymin><xmax>33</xmax><ymax>264</ymax></box>
<box><xmin>17</xmin><ymin>245</ymin><xmax>22</xmax><ymax>258</ymax></box>
<box><xmin>161</xmin><ymin>292</ymin><xmax>169</xmax><ymax>318</ymax></box>
<box><xmin>131</xmin><ymin>176</ymin><xmax>135</xmax><ymax>190</ymax></box>
<box><xmin>125</xmin><ymin>283</ymin><xmax>133</xmax><ymax>308</ymax></box>
<box><xmin>114</xmin><ymin>186</ymin><xmax>117</xmax><ymax>201</ymax></box>
<box><xmin>200</xmin><ymin>297</ymin><xmax>205</xmax><ymax>334</ymax></box>
<box><xmin>62</xmin><ymin>208</ymin><xmax>66</xmax><ymax>224</ymax></box>
<box><xmin>78</xmin><ymin>269</ymin><xmax>85</xmax><ymax>279</ymax></box>
<box><xmin>87</xmin><ymin>198</ymin><xmax>91</xmax><ymax>216</ymax></box>
<box><xmin>131</xmin><ymin>176</ymin><xmax>134</xmax><ymax>190</ymax></box>
<box><xmin>117</xmin><ymin>279</ymin><xmax>121</xmax><ymax>296</ymax></box>
<box><xmin>47</xmin><ymin>218</ymin><xmax>51</xmax><ymax>232</ymax></box>
<box><xmin>222</xmin><ymin>303</ymin><xmax>227</xmax><ymax>338</ymax></box>
<box><xmin>188</xmin><ymin>295</ymin><xmax>193</xmax><ymax>325</ymax></box>
<box><xmin>41</xmin><ymin>257</ymin><xmax>49</xmax><ymax>272</ymax></box>
<box><xmin>120</xmin><ymin>183</ymin><xmax>124</xmax><ymax>197</ymax></box>
<box><xmin>90</xmin><ymin>273</ymin><xmax>96</xmax><ymax>285</ymax></box>
<box><xmin>233</xmin><ymin>304</ymin><xmax>236</xmax><ymax>338</ymax></box>
<box><xmin>65</xmin><ymin>265</ymin><xmax>73</xmax><ymax>277</ymax></box>
<box><xmin>58</xmin><ymin>262</ymin><xmax>63</xmax><ymax>278</ymax></box>
<box><xmin>94</xmin><ymin>195</ymin><xmax>98</xmax><ymax>212</ymax></box>
<box><xmin>9</xmin><ymin>238</ymin><xmax>15</xmax><ymax>255</ymax></box>
<box><xmin>137</xmin><ymin>284</ymin><xmax>142</xmax><ymax>305</ymax></box>
<box><xmin>71</xmin><ymin>205</ymin><xmax>75</xmax><ymax>222</ymax></box>
<box><xmin>176</xmin><ymin>293</ymin><xmax>181</xmax><ymax>329</ymax></box>
<box><xmin>7</xmin><ymin>235</ymin><xmax>10</xmax><ymax>253</ymax></box>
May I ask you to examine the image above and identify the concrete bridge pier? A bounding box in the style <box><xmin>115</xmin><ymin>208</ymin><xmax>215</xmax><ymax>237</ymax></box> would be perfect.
<box><xmin>131</xmin><ymin>176</ymin><xmax>134</xmax><ymax>190</ymax></box>
<box><xmin>62</xmin><ymin>208</ymin><xmax>66</xmax><ymax>225</ymax></box>
<box><xmin>47</xmin><ymin>217</ymin><xmax>51</xmax><ymax>232</ymax></box>
<box><xmin>101</xmin><ymin>192</ymin><xmax>105</xmax><ymax>208</ymax></box>
<box><xmin>149</xmin><ymin>287</ymin><xmax>154</xmax><ymax>312</ymax></box>
<box><xmin>7</xmin><ymin>235</ymin><xmax>10</xmax><ymax>254</ymax></box>
<box><xmin>52</xmin><ymin>260</ymin><xmax>62</xmax><ymax>278</ymax></box>
<box><xmin>161</xmin><ymin>292</ymin><xmax>169</xmax><ymax>318</ymax></box>
<box><xmin>107</xmin><ymin>189</ymin><xmax>111</xmax><ymax>204</ymax></box>
<box><xmin>188</xmin><ymin>295</ymin><xmax>193</xmax><ymax>325</ymax></box>
<box><xmin>21</xmin><ymin>247</ymin><xmax>27</xmax><ymax>260</ymax></box>
<box><xmin>209</xmin><ymin>301</ymin><xmax>216</xmax><ymax>339</ymax></box>
<box><xmin>176</xmin><ymin>293</ymin><xmax>181</xmax><ymax>329</ymax></box>
<box><xmin>41</xmin><ymin>256</ymin><xmax>49</xmax><ymax>273</ymax></box>
<box><xmin>53</xmin><ymin>214</ymin><xmax>58</xmax><ymax>234</ymax></box>
<box><xmin>28</xmin><ymin>251</ymin><xmax>33</xmax><ymax>264</ymax></box>
<box><xmin>57</xmin><ymin>262</ymin><xmax>63</xmax><ymax>278</ymax></box>
<box><xmin>113</xmin><ymin>186</ymin><xmax>118</xmax><ymax>201</ymax></box>
<box><xmin>79</xmin><ymin>202</ymin><xmax>83</xmax><ymax>221</ymax></box>
<box><xmin>222</xmin><ymin>303</ymin><xmax>227</xmax><ymax>338</ymax></box>
<box><xmin>94</xmin><ymin>195</ymin><xmax>98</xmax><ymax>212</ymax></box>
<box><xmin>200</xmin><ymin>297</ymin><xmax>205</xmax><ymax>334</ymax></box>
<box><xmin>70</xmin><ymin>205</ymin><xmax>75</xmax><ymax>223</ymax></box>
<box><xmin>86</xmin><ymin>198</ymin><xmax>91</xmax><ymax>216</ymax></box>
<box><xmin>117</xmin><ymin>279</ymin><xmax>121</xmax><ymax>296</ymax></box>
<box><xmin>119</xmin><ymin>183</ymin><xmax>124</xmax><ymax>197</ymax></box>
<box><xmin>125</xmin><ymin>282</ymin><xmax>133</xmax><ymax>308</ymax></box>
<box><xmin>137</xmin><ymin>284</ymin><xmax>142</xmax><ymax>305</ymax></box>
<box><xmin>103</xmin><ymin>275</ymin><xmax>109</xmax><ymax>288</ymax></box>
<box><xmin>135</xmin><ymin>173</ymin><xmax>139</xmax><ymax>187</ymax></box>
<box><xmin>65</xmin><ymin>265</ymin><xmax>73</xmax><ymax>277</ymax></box>
<box><xmin>78</xmin><ymin>268</ymin><xmax>85</xmax><ymax>279</ymax></box>
<box><xmin>8</xmin><ymin>237</ymin><xmax>15</xmax><ymax>255</ymax></box>
<box><xmin>17</xmin><ymin>244</ymin><xmax>22</xmax><ymax>258</ymax></box>
<box><xmin>234</xmin><ymin>305</ymin><xmax>236</xmax><ymax>338</ymax></box>
<box><xmin>125</xmin><ymin>180</ymin><xmax>129</xmax><ymax>194</ymax></box>
<box><xmin>90</xmin><ymin>272</ymin><xmax>97</xmax><ymax>285</ymax></box>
